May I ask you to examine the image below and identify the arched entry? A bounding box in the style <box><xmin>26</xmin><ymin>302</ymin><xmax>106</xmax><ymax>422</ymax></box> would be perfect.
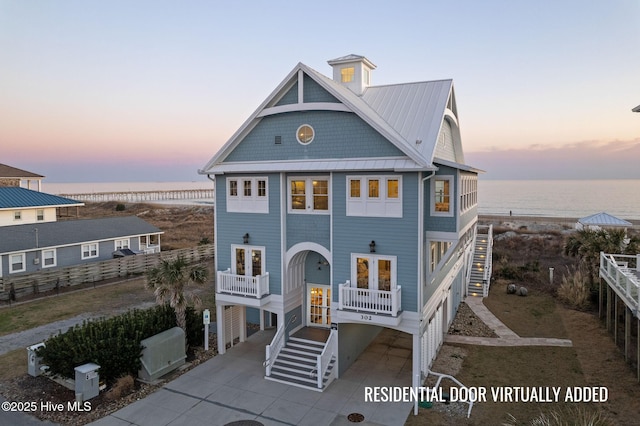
<box><xmin>285</xmin><ymin>243</ymin><xmax>332</xmax><ymax>329</ymax></box>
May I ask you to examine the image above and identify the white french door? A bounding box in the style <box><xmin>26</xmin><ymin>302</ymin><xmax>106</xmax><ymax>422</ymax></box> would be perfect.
<box><xmin>307</xmin><ymin>284</ymin><xmax>331</xmax><ymax>328</ymax></box>
<box><xmin>352</xmin><ymin>254</ymin><xmax>396</xmax><ymax>291</ymax></box>
<box><xmin>232</xmin><ymin>245</ymin><xmax>264</xmax><ymax>277</ymax></box>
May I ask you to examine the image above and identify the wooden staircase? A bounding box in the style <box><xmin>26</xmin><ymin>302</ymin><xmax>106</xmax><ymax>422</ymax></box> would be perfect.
<box><xmin>468</xmin><ymin>227</ymin><xmax>493</xmax><ymax>297</ymax></box>
<box><xmin>265</xmin><ymin>335</ymin><xmax>336</xmax><ymax>391</ymax></box>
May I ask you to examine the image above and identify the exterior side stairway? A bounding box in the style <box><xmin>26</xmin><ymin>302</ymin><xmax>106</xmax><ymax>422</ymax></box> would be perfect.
<box><xmin>266</xmin><ymin>336</ymin><xmax>336</xmax><ymax>391</ymax></box>
<box><xmin>468</xmin><ymin>226</ymin><xmax>493</xmax><ymax>297</ymax></box>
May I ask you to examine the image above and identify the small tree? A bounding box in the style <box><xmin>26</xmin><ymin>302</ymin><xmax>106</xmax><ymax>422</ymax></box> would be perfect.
<box><xmin>146</xmin><ymin>257</ymin><xmax>208</xmax><ymax>341</ymax></box>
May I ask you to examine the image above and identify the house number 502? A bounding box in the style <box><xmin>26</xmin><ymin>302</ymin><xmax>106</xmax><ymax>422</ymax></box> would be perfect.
<box><xmin>360</xmin><ymin>314</ymin><xmax>372</xmax><ymax>321</ymax></box>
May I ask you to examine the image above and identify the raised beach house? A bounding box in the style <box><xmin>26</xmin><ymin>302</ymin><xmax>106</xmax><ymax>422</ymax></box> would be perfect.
<box><xmin>199</xmin><ymin>55</ymin><xmax>487</xmax><ymax>392</ymax></box>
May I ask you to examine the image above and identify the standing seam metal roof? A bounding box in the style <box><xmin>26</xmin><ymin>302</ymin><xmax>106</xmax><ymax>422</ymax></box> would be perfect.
<box><xmin>0</xmin><ymin>187</ymin><xmax>83</xmax><ymax>209</ymax></box>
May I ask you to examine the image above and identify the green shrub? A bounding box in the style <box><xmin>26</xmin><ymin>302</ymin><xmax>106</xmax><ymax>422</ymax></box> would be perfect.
<box><xmin>115</xmin><ymin>203</ymin><xmax>126</xmax><ymax>211</ymax></box>
<box><xmin>37</xmin><ymin>304</ymin><xmax>201</xmax><ymax>384</ymax></box>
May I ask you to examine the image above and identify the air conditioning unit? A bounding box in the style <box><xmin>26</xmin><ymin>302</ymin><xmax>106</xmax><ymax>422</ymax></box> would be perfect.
<box><xmin>33</xmin><ymin>258</ymin><xmax>40</xmax><ymax>265</ymax></box>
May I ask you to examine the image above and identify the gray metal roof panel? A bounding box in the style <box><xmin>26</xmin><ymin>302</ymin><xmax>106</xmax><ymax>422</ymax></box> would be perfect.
<box><xmin>578</xmin><ymin>212</ymin><xmax>632</xmax><ymax>227</ymax></box>
<box><xmin>0</xmin><ymin>187</ymin><xmax>83</xmax><ymax>209</ymax></box>
<box><xmin>0</xmin><ymin>216</ymin><xmax>162</xmax><ymax>253</ymax></box>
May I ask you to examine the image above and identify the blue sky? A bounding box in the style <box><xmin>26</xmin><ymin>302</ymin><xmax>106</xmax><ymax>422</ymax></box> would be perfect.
<box><xmin>1</xmin><ymin>1</ymin><xmax>639</xmax><ymax>181</ymax></box>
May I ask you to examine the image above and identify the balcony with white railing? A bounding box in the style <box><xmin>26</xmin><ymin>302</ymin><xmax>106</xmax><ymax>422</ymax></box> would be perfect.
<box><xmin>599</xmin><ymin>252</ymin><xmax>640</xmax><ymax>315</ymax></box>
<box><xmin>216</xmin><ymin>269</ymin><xmax>270</xmax><ymax>306</ymax></box>
<box><xmin>336</xmin><ymin>280</ymin><xmax>402</xmax><ymax>326</ymax></box>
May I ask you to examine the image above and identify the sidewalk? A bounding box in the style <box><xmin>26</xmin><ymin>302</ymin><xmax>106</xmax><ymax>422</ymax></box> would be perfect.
<box><xmin>445</xmin><ymin>297</ymin><xmax>572</xmax><ymax>347</ymax></box>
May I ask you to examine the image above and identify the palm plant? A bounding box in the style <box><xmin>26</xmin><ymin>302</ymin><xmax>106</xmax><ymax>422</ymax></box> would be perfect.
<box><xmin>146</xmin><ymin>256</ymin><xmax>208</xmax><ymax>335</ymax></box>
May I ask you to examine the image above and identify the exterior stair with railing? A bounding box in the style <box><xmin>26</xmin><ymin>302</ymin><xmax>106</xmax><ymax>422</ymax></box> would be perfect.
<box><xmin>468</xmin><ymin>225</ymin><xmax>493</xmax><ymax>297</ymax></box>
<box><xmin>266</xmin><ymin>336</ymin><xmax>336</xmax><ymax>391</ymax></box>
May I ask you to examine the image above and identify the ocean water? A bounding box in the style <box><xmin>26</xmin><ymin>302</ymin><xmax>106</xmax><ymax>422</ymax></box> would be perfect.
<box><xmin>478</xmin><ymin>179</ymin><xmax>640</xmax><ymax>220</ymax></box>
<box><xmin>44</xmin><ymin>179</ymin><xmax>640</xmax><ymax>220</ymax></box>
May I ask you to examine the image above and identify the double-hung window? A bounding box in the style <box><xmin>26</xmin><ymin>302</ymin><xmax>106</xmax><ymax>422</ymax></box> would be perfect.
<box><xmin>42</xmin><ymin>249</ymin><xmax>56</xmax><ymax>267</ymax></box>
<box><xmin>10</xmin><ymin>253</ymin><xmax>26</xmax><ymax>273</ymax></box>
<box><xmin>347</xmin><ymin>175</ymin><xmax>402</xmax><ymax>217</ymax></box>
<box><xmin>227</xmin><ymin>177</ymin><xmax>269</xmax><ymax>213</ymax></box>
<box><xmin>82</xmin><ymin>243</ymin><xmax>99</xmax><ymax>259</ymax></box>
<box><xmin>37</xmin><ymin>209</ymin><xmax>45</xmax><ymax>221</ymax></box>
<box><xmin>288</xmin><ymin>177</ymin><xmax>330</xmax><ymax>214</ymax></box>
<box><xmin>115</xmin><ymin>239</ymin><xmax>129</xmax><ymax>250</ymax></box>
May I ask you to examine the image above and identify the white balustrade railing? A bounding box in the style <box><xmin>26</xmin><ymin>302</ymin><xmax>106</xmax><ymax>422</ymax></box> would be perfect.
<box><xmin>599</xmin><ymin>252</ymin><xmax>640</xmax><ymax>314</ymax></box>
<box><xmin>217</xmin><ymin>269</ymin><xmax>269</xmax><ymax>298</ymax></box>
<box><xmin>482</xmin><ymin>224</ymin><xmax>494</xmax><ymax>297</ymax></box>
<box><xmin>338</xmin><ymin>281</ymin><xmax>402</xmax><ymax>316</ymax></box>
<box><xmin>315</xmin><ymin>329</ymin><xmax>337</xmax><ymax>389</ymax></box>
<box><xmin>265</xmin><ymin>323</ymin><xmax>285</xmax><ymax>376</ymax></box>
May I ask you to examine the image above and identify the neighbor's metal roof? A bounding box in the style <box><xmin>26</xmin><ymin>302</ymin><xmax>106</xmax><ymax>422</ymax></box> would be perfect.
<box><xmin>633</xmin><ymin>104</ymin><xmax>640</xmax><ymax>113</ymax></box>
<box><xmin>0</xmin><ymin>216</ymin><xmax>163</xmax><ymax>253</ymax></box>
<box><xmin>0</xmin><ymin>187</ymin><xmax>83</xmax><ymax>210</ymax></box>
<box><xmin>0</xmin><ymin>163</ymin><xmax>44</xmax><ymax>179</ymax></box>
<box><xmin>578</xmin><ymin>212</ymin><xmax>632</xmax><ymax>227</ymax></box>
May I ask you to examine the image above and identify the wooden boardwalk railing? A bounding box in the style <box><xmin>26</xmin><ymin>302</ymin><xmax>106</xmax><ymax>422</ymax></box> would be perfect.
<box><xmin>58</xmin><ymin>189</ymin><xmax>213</xmax><ymax>203</ymax></box>
<box><xmin>0</xmin><ymin>244</ymin><xmax>214</xmax><ymax>302</ymax></box>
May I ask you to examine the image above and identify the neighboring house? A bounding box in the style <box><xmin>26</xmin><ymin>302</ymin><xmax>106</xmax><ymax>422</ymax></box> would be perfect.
<box><xmin>0</xmin><ymin>163</ymin><xmax>44</xmax><ymax>190</ymax></box>
<box><xmin>0</xmin><ymin>216</ymin><xmax>162</xmax><ymax>277</ymax></box>
<box><xmin>0</xmin><ymin>187</ymin><xmax>84</xmax><ymax>226</ymax></box>
<box><xmin>199</xmin><ymin>54</ymin><xmax>483</xmax><ymax>392</ymax></box>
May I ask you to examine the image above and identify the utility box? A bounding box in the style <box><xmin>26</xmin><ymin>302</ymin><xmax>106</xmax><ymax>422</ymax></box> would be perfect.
<box><xmin>138</xmin><ymin>327</ymin><xmax>186</xmax><ymax>382</ymax></box>
<box><xmin>27</xmin><ymin>342</ymin><xmax>46</xmax><ymax>377</ymax></box>
<box><xmin>74</xmin><ymin>363</ymin><xmax>100</xmax><ymax>402</ymax></box>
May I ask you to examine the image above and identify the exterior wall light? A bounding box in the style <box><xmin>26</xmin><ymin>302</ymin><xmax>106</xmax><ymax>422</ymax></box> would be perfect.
<box><xmin>243</xmin><ymin>233</ymin><xmax>250</xmax><ymax>244</ymax></box>
<box><xmin>369</xmin><ymin>240</ymin><xmax>376</xmax><ymax>253</ymax></box>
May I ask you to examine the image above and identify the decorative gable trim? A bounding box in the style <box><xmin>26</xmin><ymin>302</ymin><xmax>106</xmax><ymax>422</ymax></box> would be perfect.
<box><xmin>257</xmin><ymin>102</ymin><xmax>351</xmax><ymax>118</ymax></box>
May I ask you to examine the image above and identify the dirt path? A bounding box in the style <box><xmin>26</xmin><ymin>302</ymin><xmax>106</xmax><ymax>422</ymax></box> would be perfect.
<box><xmin>558</xmin><ymin>308</ymin><xmax>640</xmax><ymax>425</ymax></box>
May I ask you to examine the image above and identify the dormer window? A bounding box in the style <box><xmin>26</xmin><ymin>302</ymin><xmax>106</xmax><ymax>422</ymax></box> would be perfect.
<box><xmin>341</xmin><ymin>67</ymin><xmax>355</xmax><ymax>83</ymax></box>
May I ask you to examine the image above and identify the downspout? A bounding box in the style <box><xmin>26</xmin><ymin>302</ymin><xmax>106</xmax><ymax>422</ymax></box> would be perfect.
<box><xmin>414</xmin><ymin>169</ymin><xmax>435</xmax><ymax>416</ymax></box>
<box><xmin>206</xmin><ymin>174</ymin><xmax>224</xmax><ymax>353</ymax></box>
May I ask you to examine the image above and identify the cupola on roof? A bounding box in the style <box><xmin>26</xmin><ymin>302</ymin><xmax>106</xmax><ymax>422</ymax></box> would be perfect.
<box><xmin>327</xmin><ymin>54</ymin><xmax>376</xmax><ymax>96</ymax></box>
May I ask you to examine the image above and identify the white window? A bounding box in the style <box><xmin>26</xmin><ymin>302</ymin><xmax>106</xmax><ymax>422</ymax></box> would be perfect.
<box><xmin>227</xmin><ymin>177</ymin><xmax>269</xmax><ymax>213</ymax></box>
<box><xmin>115</xmin><ymin>239</ymin><xmax>129</xmax><ymax>250</ymax></box>
<box><xmin>351</xmin><ymin>253</ymin><xmax>397</xmax><ymax>291</ymax></box>
<box><xmin>431</xmin><ymin>176</ymin><xmax>454</xmax><ymax>217</ymax></box>
<box><xmin>341</xmin><ymin>67</ymin><xmax>355</xmax><ymax>83</ymax></box>
<box><xmin>346</xmin><ymin>175</ymin><xmax>402</xmax><ymax>217</ymax></box>
<box><xmin>429</xmin><ymin>241</ymin><xmax>452</xmax><ymax>273</ymax></box>
<box><xmin>42</xmin><ymin>249</ymin><xmax>56</xmax><ymax>268</ymax></box>
<box><xmin>36</xmin><ymin>209</ymin><xmax>45</xmax><ymax>221</ymax></box>
<box><xmin>232</xmin><ymin>245</ymin><xmax>265</xmax><ymax>277</ymax></box>
<box><xmin>459</xmin><ymin>175</ymin><xmax>478</xmax><ymax>213</ymax></box>
<box><xmin>14</xmin><ymin>211</ymin><xmax>22</xmax><ymax>221</ymax></box>
<box><xmin>10</xmin><ymin>253</ymin><xmax>26</xmax><ymax>273</ymax></box>
<box><xmin>288</xmin><ymin>177</ymin><xmax>330</xmax><ymax>214</ymax></box>
<box><xmin>81</xmin><ymin>243</ymin><xmax>99</xmax><ymax>259</ymax></box>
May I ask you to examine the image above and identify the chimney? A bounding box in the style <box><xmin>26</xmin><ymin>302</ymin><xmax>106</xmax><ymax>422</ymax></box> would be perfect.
<box><xmin>327</xmin><ymin>54</ymin><xmax>376</xmax><ymax>96</ymax></box>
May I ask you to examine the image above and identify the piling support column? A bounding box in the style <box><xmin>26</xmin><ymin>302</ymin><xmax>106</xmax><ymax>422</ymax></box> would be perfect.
<box><xmin>614</xmin><ymin>294</ymin><xmax>619</xmax><ymax>346</ymax></box>
<box><xmin>598</xmin><ymin>279</ymin><xmax>604</xmax><ymax>319</ymax></box>
<box><xmin>625</xmin><ymin>307</ymin><xmax>630</xmax><ymax>362</ymax></box>
<box><xmin>606</xmin><ymin>286</ymin><xmax>612</xmax><ymax>332</ymax></box>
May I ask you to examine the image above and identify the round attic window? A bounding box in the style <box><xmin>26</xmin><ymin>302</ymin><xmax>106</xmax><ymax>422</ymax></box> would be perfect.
<box><xmin>296</xmin><ymin>124</ymin><xmax>314</xmax><ymax>145</ymax></box>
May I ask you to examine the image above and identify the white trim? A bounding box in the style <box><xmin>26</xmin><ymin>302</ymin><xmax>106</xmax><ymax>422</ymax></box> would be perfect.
<box><xmin>285</xmin><ymin>242</ymin><xmax>331</xmax><ymax>266</ymax></box>
<box><xmin>9</xmin><ymin>252</ymin><xmax>26</xmax><ymax>273</ymax></box>
<box><xmin>81</xmin><ymin>242</ymin><xmax>99</xmax><ymax>260</ymax></box>
<box><xmin>226</xmin><ymin>176</ymin><xmax>269</xmax><ymax>213</ymax></box>
<box><xmin>350</xmin><ymin>253</ymin><xmax>397</xmax><ymax>291</ymax></box>
<box><xmin>114</xmin><ymin>238</ymin><xmax>130</xmax><ymax>250</ymax></box>
<box><xmin>431</xmin><ymin>175</ymin><xmax>454</xmax><ymax>217</ymax></box>
<box><xmin>287</xmin><ymin>176</ymin><xmax>330</xmax><ymax>214</ymax></box>
<box><xmin>231</xmin><ymin>244</ymin><xmax>266</xmax><ymax>276</ymax></box>
<box><xmin>346</xmin><ymin>175</ymin><xmax>402</xmax><ymax>218</ymax></box>
<box><xmin>42</xmin><ymin>248</ymin><xmax>57</xmax><ymax>268</ymax></box>
<box><xmin>258</xmin><ymin>102</ymin><xmax>351</xmax><ymax>117</ymax></box>
<box><xmin>295</xmin><ymin>124</ymin><xmax>315</xmax><ymax>145</ymax></box>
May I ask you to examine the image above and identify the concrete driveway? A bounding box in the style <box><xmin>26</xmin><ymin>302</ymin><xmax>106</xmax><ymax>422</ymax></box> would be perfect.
<box><xmin>89</xmin><ymin>328</ymin><xmax>414</xmax><ymax>426</ymax></box>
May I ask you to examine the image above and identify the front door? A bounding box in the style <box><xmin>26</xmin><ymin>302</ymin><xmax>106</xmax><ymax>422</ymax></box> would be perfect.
<box><xmin>307</xmin><ymin>284</ymin><xmax>331</xmax><ymax>328</ymax></box>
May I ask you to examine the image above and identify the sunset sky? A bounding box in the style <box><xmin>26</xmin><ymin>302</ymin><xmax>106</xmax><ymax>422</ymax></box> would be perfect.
<box><xmin>1</xmin><ymin>1</ymin><xmax>639</xmax><ymax>182</ymax></box>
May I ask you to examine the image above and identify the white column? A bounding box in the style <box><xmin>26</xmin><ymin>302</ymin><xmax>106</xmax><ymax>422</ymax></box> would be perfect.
<box><xmin>239</xmin><ymin>306</ymin><xmax>246</xmax><ymax>343</ymax></box>
<box><xmin>413</xmin><ymin>333</ymin><xmax>421</xmax><ymax>415</ymax></box>
<box><xmin>216</xmin><ymin>303</ymin><xmax>225</xmax><ymax>355</ymax></box>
